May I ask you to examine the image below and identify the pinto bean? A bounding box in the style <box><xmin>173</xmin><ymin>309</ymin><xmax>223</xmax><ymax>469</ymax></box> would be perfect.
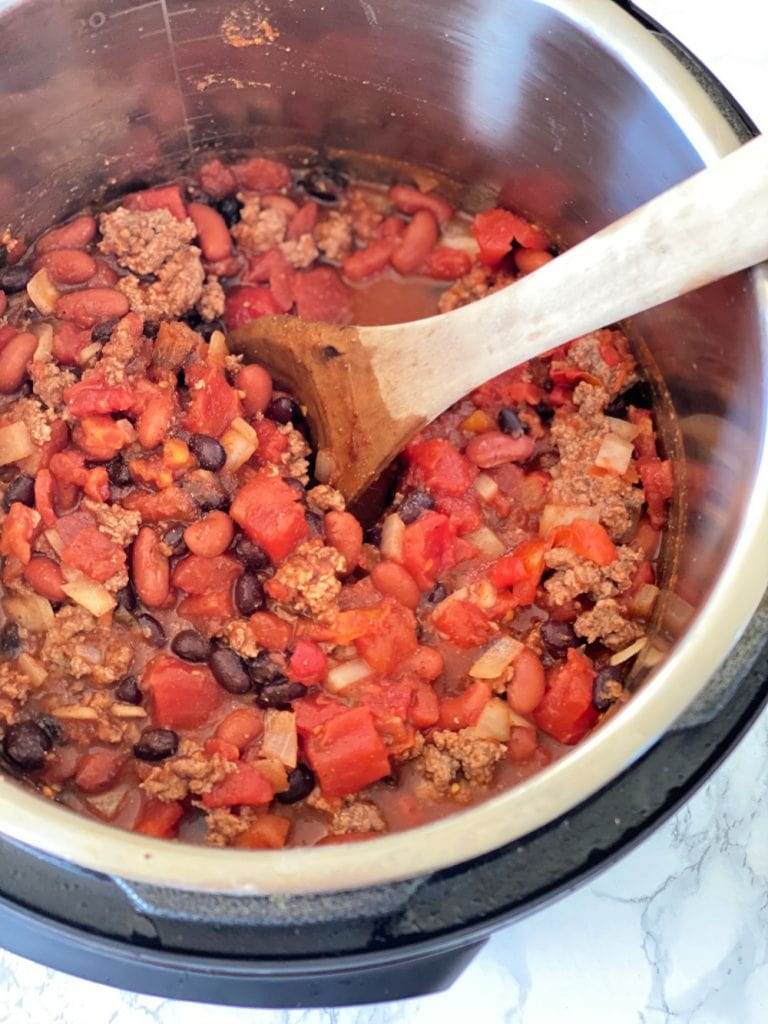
<box><xmin>55</xmin><ymin>288</ymin><xmax>129</xmax><ymax>328</ymax></box>
<box><xmin>465</xmin><ymin>430</ymin><xmax>536</xmax><ymax>468</ymax></box>
<box><xmin>324</xmin><ymin>510</ymin><xmax>363</xmax><ymax>571</ymax></box>
<box><xmin>132</xmin><ymin>527</ymin><xmax>170</xmax><ymax>608</ymax></box>
<box><xmin>188</xmin><ymin>202</ymin><xmax>232</xmax><ymax>262</ymax></box>
<box><xmin>391</xmin><ymin>209</ymin><xmax>439</xmax><ymax>275</ymax></box>
<box><xmin>371</xmin><ymin>560</ymin><xmax>421</xmax><ymax>610</ymax></box>
<box><xmin>23</xmin><ymin>556</ymin><xmax>67</xmax><ymax>602</ymax></box>
<box><xmin>0</xmin><ymin>332</ymin><xmax>38</xmax><ymax>393</ymax></box>
<box><xmin>36</xmin><ymin>215</ymin><xmax>97</xmax><ymax>254</ymax></box>
<box><xmin>37</xmin><ymin>248</ymin><xmax>97</xmax><ymax>285</ymax></box>
<box><xmin>388</xmin><ymin>184</ymin><xmax>453</xmax><ymax>224</ymax></box>
<box><xmin>183</xmin><ymin>510</ymin><xmax>235</xmax><ymax>558</ymax></box>
<box><xmin>236</xmin><ymin>364</ymin><xmax>273</xmax><ymax>416</ymax></box>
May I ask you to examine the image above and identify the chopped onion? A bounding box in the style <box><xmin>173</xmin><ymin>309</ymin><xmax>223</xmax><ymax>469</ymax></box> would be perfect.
<box><xmin>16</xmin><ymin>652</ymin><xmax>48</xmax><ymax>687</ymax></box>
<box><xmin>31</xmin><ymin>322</ymin><xmax>53</xmax><ymax>362</ymax></box>
<box><xmin>463</xmin><ymin>525</ymin><xmax>505</xmax><ymax>559</ymax></box>
<box><xmin>116</xmin><ymin>418</ymin><xmax>137</xmax><ymax>444</ymax></box>
<box><xmin>0</xmin><ymin>421</ymin><xmax>35</xmax><ymax>466</ymax></box>
<box><xmin>440</xmin><ymin>218</ymin><xmax>481</xmax><ymax>256</ymax></box>
<box><xmin>251</xmin><ymin>757</ymin><xmax>289</xmax><ymax>793</ymax></box>
<box><xmin>260</xmin><ymin>710</ymin><xmax>298</xmax><ymax>768</ymax></box>
<box><xmin>26</xmin><ymin>268</ymin><xmax>60</xmax><ymax>315</ymax></box>
<box><xmin>3</xmin><ymin>593</ymin><xmax>54</xmax><ymax>633</ymax></box>
<box><xmin>507</xmin><ymin>708</ymin><xmax>535</xmax><ymax>730</ymax></box>
<box><xmin>469</xmin><ymin>636</ymin><xmax>523</xmax><ymax>679</ymax></box>
<box><xmin>314</xmin><ymin>448</ymin><xmax>336</xmax><ymax>484</ymax></box>
<box><xmin>473</xmin><ymin>578</ymin><xmax>499</xmax><ymax>610</ymax></box>
<box><xmin>44</xmin><ymin>527</ymin><xmax>66</xmax><ymax>557</ymax></box>
<box><xmin>326</xmin><ymin>657</ymin><xmax>373</xmax><ymax>693</ymax></box>
<box><xmin>474</xmin><ymin>698</ymin><xmax>511</xmax><ymax>741</ymax></box>
<box><xmin>77</xmin><ymin>342</ymin><xmax>102</xmax><ymax>365</ymax></box>
<box><xmin>207</xmin><ymin>329</ymin><xmax>229</xmax><ymax>366</ymax></box>
<box><xmin>609</xmin><ymin>636</ymin><xmax>647</xmax><ymax>666</ymax></box>
<box><xmin>629</xmin><ymin>583</ymin><xmax>660</xmax><ymax>619</ymax></box>
<box><xmin>605</xmin><ymin>416</ymin><xmax>638</xmax><ymax>441</ymax></box>
<box><xmin>61</xmin><ymin>578</ymin><xmax>117</xmax><ymax>617</ymax></box>
<box><xmin>594</xmin><ymin>433</ymin><xmax>634</xmax><ymax>475</ymax></box>
<box><xmin>539</xmin><ymin>503</ymin><xmax>600</xmax><ymax>535</ymax></box>
<box><xmin>380</xmin><ymin>513</ymin><xmax>405</xmax><ymax>561</ymax></box>
<box><xmin>222</xmin><ymin>416</ymin><xmax>257</xmax><ymax>473</ymax></box>
<box><xmin>473</xmin><ymin>472</ymin><xmax>499</xmax><ymax>503</ymax></box>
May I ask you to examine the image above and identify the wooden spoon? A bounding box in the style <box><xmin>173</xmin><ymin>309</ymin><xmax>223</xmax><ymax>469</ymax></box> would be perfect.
<box><xmin>229</xmin><ymin>133</ymin><xmax>768</xmax><ymax>501</ymax></box>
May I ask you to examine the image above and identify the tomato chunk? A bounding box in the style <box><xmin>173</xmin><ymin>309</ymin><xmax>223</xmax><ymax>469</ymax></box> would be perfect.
<box><xmin>432</xmin><ymin>599</ymin><xmax>494</xmax><ymax>648</ymax></box>
<box><xmin>183</xmin><ymin>365</ymin><xmax>242</xmax><ymax>438</ymax></box>
<box><xmin>202</xmin><ymin>763</ymin><xmax>274</xmax><ymax>808</ymax></box>
<box><xmin>145</xmin><ymin>655</ymin><xmax>225</xmax><ymax>730</ymax></box>
<box><xmin>230</xmin><ymin>472</ymin><xmax>309</xmax><ymax>563</ymax></box>
<box><xmin>354</xmin><ymin>597</ymin><xmax>418</xmax><ymax>676</ymax></box>
<box><xmin>401</xmin><ymin>511</ymin><xmax>461</xmax><ymax>592</ymax></box>
<box><xmin>406</xmin><ymin>438</ymin><xmax>476</xmax><ymax>496</ymax></box>
<box><xmin>288</xmin><ymin>640</ymin><xmax>328</xmax><ymax>686</ymax></box>
<box><xmin>533</xmin><ymin>648</ymin><xmax>598</xmax><ymax>745</ymax></box>
<box><xmin>61</xmin><ymin>525</ymin><xmax>125</xmax><ymax>583</ymax></box>
<box><xmin>549</xmin><ymin>519</ymin><xmax>617</xmax><ymax>567</ymax></box>
<box><xmin>305</xmin><ymin>706</ymin><xmax>391</xmax><ymax>799</ymax></box>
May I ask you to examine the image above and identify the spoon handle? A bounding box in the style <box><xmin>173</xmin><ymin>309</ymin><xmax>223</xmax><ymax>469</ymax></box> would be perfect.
<box><xmin>368</xmin><ymin>132</ymin><xmax>768</xmax><ymax>424</ymax></box>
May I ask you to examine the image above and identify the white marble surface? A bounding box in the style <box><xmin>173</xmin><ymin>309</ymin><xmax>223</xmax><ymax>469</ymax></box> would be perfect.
<box><xmin>2</xmin><ymin>2</ymin><xmax>768</xmax><ymax>1020</ymax></box>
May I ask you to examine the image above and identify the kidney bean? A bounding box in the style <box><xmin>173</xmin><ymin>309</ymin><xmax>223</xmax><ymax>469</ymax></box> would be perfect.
<box><xmin>23</xmin><ymin>556</ymin><xmax>67</xmax><ymax>602</ymax></box>
<box><xmin>36</xmin><ymin>215</ymin><xmax>97</xmax><ymax>254</ymax></box>
<box><xmin>324</xmin><ymin>510</ymin><xmax>363</xmax><ymax>571</ymax></box>
<box><xmin>287</xmin><ymin>200</ymin><xmax>319</xmax><ymax>241</ymax></box>
<box><xmin>260</xmin><ymin>193</ymin><xmax>298</xmax><ymax>217</ymax></box>
<box><xmin>234</xmin><ymin>572</ymin><xmax>265</xmax><ymax>616</ymax></box>
<box><xmin>255</xmin><ymin>679</ymin><xmax>307</xmax><ymax>709</ymax></box>
<box><xmin>391</xmin><ymin>209</ymin><xmax>439</xmax><ymax>275</ymax></box>
<box><xmin>465</xmin><ymin>431</ymin><xmax>536</xmax><ymax>468</ymax></box>
<box><xmin>0</xmin><ymin>623</ymin><xmax>21</xmax><ymax>660</ymax></box>
<box><xmin>75</xmin><ymin>749</ymin><xmax>125</xmax><ymax>793</ymax></box>
<box><xmin>114</xmin><ymin>675</ymin><xmax>142</xmax><ymax>704</ymax></box>
<box><xmin>389</xmin><ymin>184</ymin><xmax>453</xmax><ymax>224</ymax></box>
<box><xmin>3</xmin><ymin>474</ymin><xmax>35</xmax><ymax>511</ymax></box>
<box><xmin>37</xmin><ymin>249</ymin><xmax>97</xmax><ymax>285</ymax></box>
<box><xmin>342</xmin><ymin>238</ymin><xmax>394</xmax><ymax>282</ymax></box>
<box><xmin>402</xmin><ymin>644</ymin><xmax>444</xmax><ymax>681</ymax></box>
<box><xmin>236</xmin><ymin>364</ymin><xmax>273</xmax><ymax>416</ymax></box>
<box><xmin>132</xmin><ymin>527</ymin><xmax>170</xmax><ymax>608</ymax></box>
<box><xmin>507</xmin><ymin>724</ymin><xmax>538</xmax><ymax>763</ymax></box>
<box><xmin>55</xmin><ymin>288</ymin><xmax>130</xmax><ymax>328</ymax></box>
<box><xmin>90</xmin><ymin>261</ymin><xmax>119</xmax><ymax>288</ymax></box>
<box><xmin>171</xmin><ymin>629</ymin><xmax>211</xmax><ymax>663</ymax></box>
<box><xmin>398</xmin><ymin>489</ymin><xmax>435</xmax><ymax>524</ymax></box>
<box><xmin>275</xmin><ymin>763</ymin><xmax>316</xmax><ymax>804</ymax></box>
<box><xmin>133</xmin><ymin>728</ymin><xmax>178</xmax><ymax>762</ymax></box>
<box><xmin>371</xmin><ymin>560</ymin><xmax>421</xmax><ymax>610</ymax></box>
<box><xmin>506</xmin><ymin>647</ymin><xmax>546</xmax><ymax>715</ymax></box>
<box><xmin>3</xmin><ymin>720</ymin><xmax>52</xmax><ymax>771</ymax></box>
<box><xmin>540</xmin><ymin>619</ymin><xmax>578</xmax><ymax>655</ymax></box>
<box><xmin>234</xmin><ymin>536</ymin><xmax>271</xmax><ymax>572</ymax></box>
<box><xmin>209</xmin><ymin>646</ymin><xmax>252</xmax><ymax>694</ymax></box>
<box><xmin>136</xmin><ymin>390</ymin><xmax>175</xmax><ymax>451</ymax></box>
<box><xmin>188</xmin><ymin>201</ymin><xmax>232</xmax><ymax>262</ymax></box>
<box><xmin>0</xmin><ymin>291</ymin><xmax>6</xmax><ymax>317</ymax></box>
<box><xmin>265</xmin><ymin>395</ymin><xmax>300</xmax><ymax>425</ymax></box>
<box><xmin>183</xmin><ymin>510</ymin><xmax>235</xmax><ymax>559</ymax></box>
<box><xmin>215</xmin><ymin>706</ymin><xmax>264</xmax><ymax>750</ymax></box>
<box><xmin>0</xmin><ymin>332</ymin><xmax>38</xmax><ymax>394</ymax></box>
<box><xmin>514</xmin><ymin>248</ymin><xmax>554</xmax><ymax>275</ymax></box>
<box><xmin>0</xmin><ymin>265</ymin><xmax>31</xmax><ymax>293</ymax></box>
<box><xmin>188</xmin><ymin>433</ymin><xmax>226</xmax><ymax>472</ymax></box>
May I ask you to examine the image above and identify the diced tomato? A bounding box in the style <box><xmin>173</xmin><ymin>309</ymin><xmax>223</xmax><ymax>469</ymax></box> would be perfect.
<box><xmin>124</xmin><ymin>185</ymin><xmax>187</xmax><ymax>222</ymax></box>
<box><xmin>230</xmin><ymin>472</ymin><xmax>309</xmax><ymax>563</ymax></box>
<box><xmin>628</xmin><ymin>407</ymin><xmax>658</xmax><ymax>459</ymax></box>
<box><xmin>248</xmin><ymin>610</ymin><xmax>294</xmax><ymax>651</ymax></box>
<box><xmin>0</xmin><ymin>502</ymin><xmax>40</xmax><ymax>564</ymax></box>
<box><xmin>183</xmin><ymin>365</ymin><xmax>242</xmax><ymax>438</ymax></box>
<box><xmin>242</xmin><ymin>248</ymin><xmax>295</xmax><ymax>312</ymax></box>
<box><xmin>75</xmin><ymin>749</ymin><xmax>125</xmax><ymax>794</ymax></box>
<box><xmin>408</xmin><ymin>680</ymin><xmax>440</xmax><ymax>728</ymax></box>
<box><xmin>489</xmin><ymin>538</ymin><xmax>547</xmax><ymax>609</ymax></box>
<box><xmin>197</xmin><ymin>158</ymin><xmax>238</xmax><ymax>198</ymax></box>
<box><xmin>354</xmin><ymin>597</ymin><xmax>418</xmax><ymax>676</ymax></box>
<box><xmin>144</xmin><ymin>655</ymin><xmax>225</xmax><ymax>730</ymax></box>
<box><xmin>84</xmin><ymin>467</ymin><xmax>112</xmax><ymax>503</ymax></box>
<box><xmin>471</xmin><ymin>367</ymin><xmax>542</xmax><ymax>408</ymax></box>
<box><xmin>422</xmin><ymin>245</ymin><xmax>472</xmax><ymax>280</ymax></box>
<box><xmin>171</xmin><ymin>553</ymin><xmax>241</xmax><ymax>594</ymax></box>
<box><xmin>202</xmin><ymin>762</ymin><xmax>274</xmax><ymax>808</ymax></box>
<box><xmin>400</xmin><ymin>511</ymin><xmax>460</xmax><ymax>592</ymax></box>
<box><xmin>433</xmin><ymin>492</ymin><xmax>483</xmax><ymax>535</ymax></box>
<box><xmin>253</xmin><ymin>417</ymin><xmax>289</xmax><ymax>465</ymax></box>
<box><xmin>471</xmin><ymin>207</ymin><xmax>549</xmax><ymax>265</ymax></box>
<box><xmin>34</xmin><ymin>469</ymin><xmax>56</xmax><ymax>527</ymax></box>
<box><xmin>232</xmin><ymin>157</ymin><xmax>291</xmax><ymax>192</ymax></box>
<box><xmin>73</xmin><ymin>415</ymin><xmax>127</xmax><ymax>462</ymax></box>
<box><xmin>353</xmin><ymin>679</ymin><xmax>413</xmax><ymax>723</ymax></box>
<box><xmin>234</xmin><ymin>814</ymin><xmax>291</xmax><ymax>849</ymax></box>
<box><xmin>224</xmin><ymin>285</ymin><xmax>281</xmax><ymax>329</ymax></box>
<box><xmin>549</xmin><ymin>519</ymin><xmax>617</xmax><ymax>567</ymax></box>
<box><xmin>61</xmin><ymin>524</ymin><xmax>126</xmax><ymax>583</ymax></box>
<box><xmin>295</xmin><ymin>692</ymin><xmax>349</xmax><ymax>737</ymax></box>
<box><xmin>49</xmin><ymin>448</ymin><xmax>87</xmax><ymax>510</ymax></box>
<box><xmin>305</xmin><ymin>706</ymin><xmax>391</xmax><ymax>799</ymax></box>
<box><xmin>342</xmin><ymin>239</ymin><xmax>394</xmax><ymax>281</ymax></box>
<box><xmin>287</xmin><ymin>640</ymin><xmax>328</xmax><ymax>686</ymax></box>
<box><xmin>533</xmin><ymin>648</ymin><xmax>598</xmax><ymax>745</ymax></box>
<box><xmin>122</xmin><ymin>485</ymin><xmax>196</xmax><ymax>523</ymax></box>
<box><xmin>432</xmin><ymin>598</ymin><xmax>494</xmax><ymax>648</ymax></box>
<box><xmin>177</xmin><ymin>589</ymin><xmax>235</xmax><ymax>621</ymax></box>
<box><xmin>54</xmin><ymin>509</ymin><xmax>95</xmax><ymax>546</ymax></box>
<box><xmin>53</xmin><ymin>322</ymin><xmax>92</xmax><ymax>365</ymax></box>
<box><xmin>133</xmin><ymin>798</ymin><xmax>184</xmax><ymax>838</ymax></box>
<box><xmin>293</xmin><ymin>266</ymin><xmax>353</xmax><ymax>324</ymax></box>
<box><xmin>204</xmin><ymin>738</ymin><xmax>241</xmax><ymax>762</ymax></box>
<box><xmin>405</xmin><ymin>438</ymin><xmax>476</xmax><ymax>496</ymax></box>
<box><xmin>438</xmin><ymin>680</ymin><xmax>492</xmax><ymax>730</ymax></box>
<box><xmin>637</xmin><ymin>457</ymin><xmax>674</xmax><ymax>529</ymax></box>
<box><xmin>63</xmin><ymin>375</ymin><xmax>134</xmax><ymax>416</ymax></box>
<box><xmin>287</xmin><ymin>201</ymin><xmax>319</xmax><ymax>240</ymax></box>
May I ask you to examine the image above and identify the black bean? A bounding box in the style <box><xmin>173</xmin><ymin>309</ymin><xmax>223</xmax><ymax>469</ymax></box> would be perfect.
<box><xmin>182</xmin><ymin>309</ymin><xmax>203</xmax><ymax>331</ymax></box>
<box><xmin>398</xmin><ymin>490</ymin><xmax>435</xmax><ymax>525</ymax></box>
<box><xmin>143</xmin><ymin>320</ymin><xmax>160</xmax><ymax>340</ymax></box>
<box><xmin>209</xmin><ymin>646</ymin><xmax>252</xmax><ymax>694</ymax></box>
<box><xmin>234</xmin><ymin>573</ymin><xmax>264</xmax><ymax>616</ymax></box>
<box><xmin>0</xmin><ymin>244</ymin><xmax>7</xmax><ymax>269</ymax></box>
<box><xmin>234</xmin><ymin>535</ymin><xmax>271</xmax><ymax>572</ymax></box>
<box><xmin>605</xmin><ymin>380</ymin><xmax>654</xmax><ymax>419</ymax></box>
<box><xmin>247</xmin><ymin>651</ymin><xmax>285</xmax><ymax>687</ymax></box>
<box><xmin>200</xmin><ymin>491</ymin><xmax>230</xmax><ymax>514</ymax></box>
<box><xmin>116</xmin><ymin>581</ymin><xmax>137</xmax><ymax>613</ymax></box>
<box><xmin>162</xmin><ymin>524</ymin><xmax>187</xmax><ymax>556</ymax></box>
<box><xmin>171</xmin><ymin>629</ymin><xmax>211</xmax><ymax>662</ymax></box>
<box><xmin>3</xmin><ymin>475</ymin><xmax>35</xmax><ymax>512</ymax></box>
<box><xmin>540</xmin><ymin>619</ymin><xmax>579</xmax><ymax>655</ymax></box>
<box><xmin>91</xmin><ymin>319</ymin><xmax>118</xmax><ymax>343</ymax></box>
<box><xmin>215</xmin><ymin>195</ymin><xmax>244</xmax><ymax>227</ymax></box>
<box><xmin>3</xmin><ymin>720</ymin><xmax>52</xmax><ymax>771</ymax></box>
<box><xmin>115</xmin><ymin>675</ymin><xmax>142</xmax><ymax>704</ymax></box>
<box><xmin>133</xmin><ymin>728</ymin><xmax>179</xmax><ymax>762</ymax></box>
<box><xmin>364</xmin><ymin>525</ymin><xmax>383</xmax><ymax>547</ymax></box>
<box><xmin>135</xmin><ymin>613</ymin><xmax>165</xmax><ymax>647</ymax></box>
<box><xmin>0</xmin><ymin>622</ymin><xmax>22</xmax><ymax>660</ymax></box>
<box><xmin>106</xmin><ymin>456</ymin><xmax>132</xmax><ymax>488</ymax></box>
<box><xmin>299</xmin><ymin>164</ymin><xmax>348</xmax><ymax>203</ymax></box>
<box><xmin>275</xmin><ymin>763</ymin><xmax>316</xmax><ymax>804</ymax></box>
<box><xmin>593</xmin><ymin>666</ymin><xmax>625</xmax><ymax>712</ymax></box>
<box><xmin>306</xmin><ymin>510</ymin><xmax>325</xmax><ymax>539</ymax></box>
<box><xmin>534</xmin><ymin>401</ymin><xmax>555</xmax><ymax>425</ymax></box>
<box><xmin>498</xmin><ymin>407</ymin><xmax>527</xmax><ymax>437</ymax></box>
<box><xmin>35</xmin><ymin>714</ymin><xmax>64</xmax><ymax>746</ymax></box>
<box><xmin>265</xmin><ymin>396</ymin><xmax>300</xmax><ymax>425</ymax></box>
<box><xmin>0</xmin><ymin>265</ymin><xmax>30</xmax><ymax>294</ymax></box>
<box><xmin>198</xmin><ymin>318</ymin><xmax>226</xmax><ymax>342</ymax></box>
<box><xmin>188</xmin><ymin>433</ymin><xmax>226</xmax><ymax>472</ymax></box>
<box><xmin>255</xmin><ymin>679</ymin><xmax>307</xmax><ymax>709</ymax></box>
<box><xmin>426</xmin><ymin>582</ymin><xmax>448</xmax><ymax>605</ymax></box>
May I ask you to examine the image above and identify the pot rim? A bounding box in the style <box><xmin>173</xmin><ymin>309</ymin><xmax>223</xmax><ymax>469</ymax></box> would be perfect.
<box><xmin>1</xmin><ymin>0</ymin><xmax>766</xmax><ymax>895</ymax></box>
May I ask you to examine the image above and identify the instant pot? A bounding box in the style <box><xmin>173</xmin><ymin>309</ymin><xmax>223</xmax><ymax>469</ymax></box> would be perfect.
<box><xmin>0</xmin><ymin>0</ymin><xmax>766</xmax><ymax>1007</ymax></box>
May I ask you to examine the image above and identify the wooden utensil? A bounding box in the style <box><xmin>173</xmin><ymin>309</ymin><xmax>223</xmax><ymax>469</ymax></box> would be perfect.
<box><xmin>229</xmin><ymin>133</ymin><xmax>768</xmax><ymax>501</ymax></box>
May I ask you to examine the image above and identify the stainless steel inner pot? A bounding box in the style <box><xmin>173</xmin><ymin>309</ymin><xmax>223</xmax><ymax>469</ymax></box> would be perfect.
<box><xmin>0</xmin><ymin>0</ymin><xmax>766</xmax><ymax>895</ymax></box>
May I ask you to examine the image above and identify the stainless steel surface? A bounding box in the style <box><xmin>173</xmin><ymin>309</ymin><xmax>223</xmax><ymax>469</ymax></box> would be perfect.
<box><xmin>0</xmin><ymin>0</ymin><xmax>766</xmax><ymax>893</ymax></box>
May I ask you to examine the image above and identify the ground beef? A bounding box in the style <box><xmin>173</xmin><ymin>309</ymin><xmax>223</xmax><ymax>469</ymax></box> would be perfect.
<box><xmin>98</xmin><ymin>207</ymin><xmax>196</xmax><ymax>276</ymax></box>
<box><xmin>280</xmin><ymin>234</ymin><xmax>319</xmax><ymax>269</ymax></box>
<box><xmin>140</xmin><ymin>738</ymin><xmax>234</xmax><ymax>802</ymax></box>
<box><xmin>0</xmin><ymin>661</ymin><xmax>36</xmax><ymax>703</ymax></box>
<box><xmin>196</xmin><ymin>277</ymin><xmax>226</xmax><ymax>321</ymax></box>
<box><xmin>218</xmin><ymin>618</ymin><xmax>261</xmax><ymax>659</ymax></box>
<box><xmin>204</xmin><ymin>805</ymin><xmax>261</xmax><ymax>847</ymax></box>
<box><xmin>315</xmin><ymin>211</ymin><xmax>353</xmax><ymax>262</ymax></box>
<box><xmin>47</xmin><ymin>688</ymin><xmax>147</xmax><ymax>746</ymax></box>
<box><xmin>327</xmin><ymin>800</ymin><xmax>386</xmax><ymax>836</ymax></box>
<box><xmin>266</xmin><ymin>538</ymin><xmax>346</xmax><ymax>621</ymax></box>
<box><xmin>30</xmin><ymin>362</ymin><xmax>77</xmax><ymax>413</ymax></box>
<box><xmin>575</xmin><ymin>598</ymin><xmax>645</xmax><ymax>650</ymax></box>
<box><xmin>416</xmin><ymin>728</ymin><xmax>505</xmax><ymax>795</ymax></box>
<box><xmin>117</xmin><ymin>246</ymin><xmax>205</xmax><ymax>321</ymax></box>
<box><xmin>544</xmin><ymin>544</ymin><xmax>641</xmax><ymax>605</ymax></box>
<box><xmin>306</xmin><ymin>484</ymin><xmax>346</xmax><ymax>513</ymax></box>
<box><xmin>231</xmin><ymin>199</ymin><xmax>288</xmax><ymax>253</ymax></box>
<box><xmin>100</xmin><ymin>312</ymin><xmax>145</xmax><ymax>375</ymax></box>
<box><xmin>567</xmin><ymin>331</ymin><xmax>635</xmax><ymax>394</ymax></box>
<box><xmin>277</xmin><ymin>423</ymin><xmax>311</xmax><ymax>481</ymax></box>
<box><xmin>81</xmin><ymin>498</ymin><xmax>141</xmax><ymax>548</ymax></box>
<box><xmin>342</xmin><ymin>188</ymin><xmax>385</xmax><ymax>243</ymax></box>
<box><xmin>6</xmin><ymin>397</ymin><xmax>52</xmax><ymax>444</ymax></box>
<box><xmin>150</xmin><ymin>320</ymin><xmax>202</xmax><ymax>372</ymax></box>
<box><xmin>39</xmin><ymin>606</ymin><xmax>133</xmax><ymax>685</ymax></box>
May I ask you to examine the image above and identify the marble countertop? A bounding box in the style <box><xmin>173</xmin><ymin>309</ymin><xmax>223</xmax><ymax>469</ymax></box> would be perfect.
<box><xmin>2</xmin><ymin>2</ymin><xmax>767</xmax><ymax>1021</ymax></box>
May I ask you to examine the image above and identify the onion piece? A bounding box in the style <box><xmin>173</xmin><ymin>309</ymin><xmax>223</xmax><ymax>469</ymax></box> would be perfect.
<box><xmin>469</xmin><ymin>635</ymin><xmax>523</xmax><ymax>679</ymax></box>
<box><xmin>326</xmin><ymin>657</ymin><xmax>373</xmax><ymax>693</ymax></box>
<box><xmin>16</xmin><ymin>652</ymin><xmax>48</xmax><ymax>687</ymax></box>
<box><xmin>474</xmin><ymin>698</ymin><xmax>511</xmax><ymax>741</ymax></box>
<box><xmin>31</xmin><ymin>322</ymin><xmax>54</xmax><ymax>362</ymax></box>
<box><xmin>44</xmin><ymin>527</ymin><xmax>66</xmax><ymax>557</ymax></box>
<box><xmin>260</xmin><ymin>710</ymin><xmax>298</xmax><ymax>769</ymax></box>
<box><xmin>609</xmin><ymin>636</ymin><xmax>647</xmax><ymax>666</ymax></box>
<box><xmin>61</xmin><ymin>577</ymin><xmax>117</xmax><ymax>617</ymax></box>
<box><xmin>605</xmin><ymin>416</ymin><xmax>639</xmax><ymax>441</ymax></box>
<box><xmin>207</xmin><ymin>329</ymin><xmax>229</xmax><ymax>366</ymax></box>
<box><xmin>380</xmin><ymin>513</ymin><xmax>405</xmax><ymax>562</ymax></box>
<box><xmin>594</xmin><ymin>433</ymin><xmax>634</xmax><ymax>475</ymax></box>
<box><xmin>630</xmin><ymin>583</ymin><xmax>660</xmax><ymax>619</ymax></box>
<box><xmin>473</xmin><ymin>578</ymin><xmax>499</xmax><ymax>610</ymax></box>
<box><xmin>26</xmin><ymin>268</ymin><xmax>60</xmax><ymax>315</ymax></box>
<box><xmin>0</xmin><ymin>420</ymin><xmax>35</xmax><ymax>466</ymax></box>
<box><xmin>463</xmin><ymin>525</ymin><xmax>505</xmax><ymax>559</ymax></box>
<box><xmin>3</xmin><ymin>593</ymin><xmax>55</xmax><ymax>633</ymax></box>
<box><xmin>473</xmin><ymin>472</ymin><xmax>499</xmax><ymax>503</ymax></box>
<box><xmin>251</xmin><ymin>757</ymin><xmax>289</xmax><ymax>793</ymax></box>
<box><xmin>539</xmin><ymin>503</ymin><xmax>600</xmax><ymax>535</ymax></box>
<box><xmin>221</xmin><ymin>416</ymin><xmax>257</xmax><ymax>473</ymax></box>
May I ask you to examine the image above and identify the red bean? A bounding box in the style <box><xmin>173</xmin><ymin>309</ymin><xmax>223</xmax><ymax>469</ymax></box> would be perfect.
<box><xmin>55</xmin><ymin>288</ymin><xmax>129</xmax><ymax>328</ymax></box>
<box><xmin>514</xmin><ymin>248</ymin><xmax>554</xmax><ymax>275</ymax></box>
<box><xmin>236</xmin><ymin>363</ymin><xmax>273</xmax><ymax>416</ymax></box>
<box><xmin>188</xmin><ymin>202</ymin><xmax>232</xmax><ymax>262</ymax></box>
<box><xmin>287</xmin><ymin>201</ymin><xmax>319</xmax><ymax>241</ymax></box>
<box><xmin>371</xmin><ymin>560</ymin><xmax>421</xmax><ymax>610</ymax></box>
<box><xmin>233</xmin><ymin>158</ymin><xmax>291</xmax><ymax>192</ymax></box>
<box><xmin>132</xmin><ymin>527</ymin><xmax>170</xmax><ymax>608</ymax></box>
<box><xmin>507</xmin><ymin>725</ymin><xmax>538</xmax><ymax>763</ymax></box>
<box><xmin>37</xmin><ymin>248</ymin><xmax>97</xmax><ymax>285</ymax></box>
<box><xmin>342</xmin><ymin>239</ymin><xmax>394</xmax><ymax>282</ymax></box>
<box><xmin>390</xmin><ymin>210</ymin><xmax>439</xmax><ymax>275</ymax></box>
<box><xmin>506</xmin><ymin>648</ymin><xmax>546</xmax><ymax>714</ymax></box>
<box><xmin>0</xmin><ymin>290</ymin><xmax>6</xmax><ymax>317</ymax></box>
<box><xmin>136</xmin><ymin>390</ymin><xmax>175</xmax><ymax>450</ymax></box>
<box><xmin>0</xmin><ymin>332</ymin><xmax>38</xmax><ymax>393</ymax></box>
<box><xmin>23</xmin><ymin>556</ymin><xmax>67</xmax><ymax>602</ymax></box>
<box><xmin>36</xmin><ymin>215</ymin><xmax>97</xmax><ymax>254</ymax></box>
<box><xmin>465</xmin><ymin>431</ymin><xmax>536</xmax><ymax>468</ymax></box>
<box><xmin>324</xmin><ymin>510</ymin><xmax>363</xmax><ymax>571</ymax></box>
<box><xmin>183</xmin><ymin>510</ymin><xmax>235</xmax><ymax>558</ymax></box>
<box><xmin>389</xmin><ymin>184</ymin><xmax>453</xmax><ymax>224</ymax></box>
